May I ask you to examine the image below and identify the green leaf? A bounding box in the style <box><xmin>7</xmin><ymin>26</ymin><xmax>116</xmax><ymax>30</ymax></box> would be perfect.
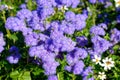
<box><xmin>21</xmin><ymin>71</ymin><xmax>31</xmax><ymax>80</ymax></box>
<box><xmin>7</xmin><ymin>34</ymin><xmax>18</xmax><ymax>41</ymax></box>
<box><xmin>10</xmin><ymin>70</ymin><xmax>19</xmax><ymax>79</ymax></box>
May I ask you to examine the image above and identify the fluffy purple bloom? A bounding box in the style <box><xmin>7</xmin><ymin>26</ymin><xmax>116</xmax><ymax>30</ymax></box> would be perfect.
<box><xmin>6</xmin><ymin>53</ymin><xmax>20</xmax><ymax>64</ymax></box>
<box><xmin>9</xmin><ymin>46</ymin><xmax>19</xmax><ymax>53</ymax></box>
<box><xmin>72</xmin><ymin>60</ymin><xmax>85</xmax><ymax>74</ymax></box>
<box><xmin>19</xmin><ymin>4</ymin><xmax>27</xmax><ymax>9</ymax></box>
<box><xmin>0</xmin><ymin>32</ymin><xmax>5</xmax><ymax>53</ymax></box>
<box><xmin>71</xmin><ymin>0</ymin><xmax>80</xmax><ymax>8</ymax></box>
<box><xmin>65</xmin><ymin>11</ymin><xmax>76</xmax><ymax>22</ymax></box>
<box><xmin>91</xmin><ymin>36</ymin><xmax>112</xmax><ymax>54</ymax></box>
<box><xmin>0</xmin><ymin>5</ymin><xmax>8</xmax><ymax>11</ymax></box>
<box><xmin>82</xmin><ymin>66</ymin><xmax>93</xmax><ymax>77</ymax></box>
<box><xmin>116</xmin><ymin>15</ymin><xmax>120</xmax><ymax>23</ymax></box>
<box><xmin>76</xmin><ymin>36</ymin><xmax>88</xmax><ymax>47</ymax></box>
<box><xmin>24</xmin><ymin>32</ymin><xmax>39</xmax><ymax>46</ymax></box>
<box><xmin>75</xmin><ymin>14</ymin><xmax>87</xmax><ymax>30</ymax></box>
<box><xmin>110</xmin><ymin>28</ymin><xmax>120</xmax><ymax>44</ymax></box>
<box><xmin>98</xmin><ymin>23</ymin><xmax>107</xmax><ymax>30</ymax></box>
<box><xmin>88</xmin><ymin>0</ymin><xmax>96</xmax><ymax>4</ymax></box>
<box><xmin>29</xmin><ymin>45</ymin><xmax>47</xmax><ymax>57</ymax></box>
<box><xmin>64</xmin><ymin>66</ymin><xmax>72</xmax><ymax>72</ymax></box>
<box><xmin>90</xmin><ymin>25</ymin><xmax>105</xmax><ymax>36</ymax></box>
<box><xmin>6</xmin><ymin>46</ymin><xmax>21</xmax><ymax>64</ymax></box>
<box><xmin>43</xmin><ymin>61</ymin><xmax>59</xmax><ymax>75</ymax></box>
<box><xmin>37</xmin><ymin>6</ymin><xmax>54</xmax><ymax>19</ymax></box>
<box><xmin>46</xmin><ymin>30</ymin><xmax>76</xmax><ymax>52</ymax></box>
<box><xmin>59</xmin><ymin>20</ymin><xmax>75</xmax><ymax>34</ymax></box>
<box><xmin>16</xmin><ymin>9</ymin><xmax>32</xmax><ymax>21</ymax></box>
<box><xmin>5</xmin><ymin>17</ymin><xmax>26</xmax><ymax>31</ymax></box>
<box><xmin>66</xmin><ymin>48</ymin><xmax>88</xmax><ymax>65</ymax></box>
<box><xmin>48</xmin><ymin>75</ymin><xmax>58</xmax><ymax>80</ymax></box>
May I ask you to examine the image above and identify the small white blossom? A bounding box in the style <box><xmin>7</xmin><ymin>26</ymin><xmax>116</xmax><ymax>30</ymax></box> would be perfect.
<box><xmin>98</xmin><ymin>72</ymin><xmax>106</xmax><ymax>80</ymax></box>
<box><xmin>92</xmin><ymin>55</ymin><xmax>101</xmax><ymax>64</ymax></box>
<box><xmin>114</xmin><ymin>0</ymin><xmax>120</xmax><ymax>7</ymax></box>
<box><xmin>101</xmin><ymin>57</ymin><xmax>114</xmax><ymax>70</ymax></box>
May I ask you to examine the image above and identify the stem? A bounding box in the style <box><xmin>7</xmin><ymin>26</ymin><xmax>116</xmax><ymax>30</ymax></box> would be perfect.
<box><xmin>2</xmin><ymin>11</ymin><xmax>11</xmax><ymax>37</ymax></box>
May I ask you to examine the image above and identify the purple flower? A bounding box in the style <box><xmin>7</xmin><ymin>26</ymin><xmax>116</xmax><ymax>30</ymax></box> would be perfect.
<box><xmin>91</xmin><ymin>35</ymin><xmax>112</xmax><ymax>54</ymax></box>
<box><xmin>88</xmin><ymin>0</ymin><xmax>96</xmax><ymax>4</ymax></box>
<box><xmin>24</xmin><ymin>32</ymin><xmax>39</xmax><ymax>46</ymax></box>
<box><xmin>5</xmin><ymin>17</ymin><xmax>26</xmax><ymax>31</ymax></box>
<box><xmin>16</xmin><ymin>9</ymin><xmax>32</xmax><ymax>21</ymax></box>
<box><xmin>65</xmin><ymin>11</ymin><xmax>75</xmax><ymax>22</ymax></box>
<box><xmin>110</xmin><ymin>28</ymin><xmax>120</xmax><ymax>44</ymax></box>
<box><xmin>0</xmin><ymin>32</ymin><xmax>6</xmax><ymax>53</ymax></box>
<box><xmin>19</xmin><ymin>4</ymin><xmax>27</xmax><ymax>9</ymax></box>
<box><xmin>82</xmin><ymin>66</ymin><xmax>93</xmax><ymax>77</ymax></box>
<box><xmin>90</xmin><ymin>25</ymin><xmax>105</xmax><ymax>36</ymax></box>
<box><xmin>48</xmin><ymin>75</ymin><xmax>58</xmax><ymax>80</ymax></box>
<box><xmin>43</xmin><ymin>61</ymin><xmax>59</xmax><ymax>75</ymax></box>
<box><xmin>76</xmin><ymin>36</ymin><xmax>88</xmax><ymax>47</ymax></box>
<box><xmin>72</xmin><ymin>60</ymin><xmax>85</xmax><ymax>74</ymax></box>
<box><xmin>6</xmin><ymin>53</ymin><xmax>21</xmax><ymax>64</ymax></box>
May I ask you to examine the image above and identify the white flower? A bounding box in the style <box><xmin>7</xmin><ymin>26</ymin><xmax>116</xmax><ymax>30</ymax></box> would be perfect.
<box><xmin>114</xmin><ymin>0</ymin><xmax>120</xmax><ymax>7</ymax></box>
<box><xmin>92</xmin><ymin>55</ymin><xmax>101</xmax><ymax>64</ymax></box>
<box><xmin>98</xmin><ymin>72</ymin><xmax>106</xmax><ymax>80</ymax></box>
<box><xmin>101</xmin><ymin>57</ymin><xmax>114</xmax><ymax>70</ymax></box>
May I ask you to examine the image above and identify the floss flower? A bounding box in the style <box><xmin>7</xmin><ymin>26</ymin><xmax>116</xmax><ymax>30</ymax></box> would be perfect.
<box><xmin>0</xmin><ymin>32</ymin><xmax>6</xmax><ymax>53</ymax></box>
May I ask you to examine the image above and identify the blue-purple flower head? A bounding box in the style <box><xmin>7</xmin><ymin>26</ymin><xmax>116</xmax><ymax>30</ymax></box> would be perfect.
<box><xmin>6</xmin><ymin>46</ymin><xmax>21</xmax><ymax>64</ymax></box>
<box><xmin>88</xmin><ymin>0</ymin><xmax>96</xmax><ymax>4</ymax></box>
<box><xmin>90</xmin><ymin>25</ymin><xmax>106</xmax><ymax>36</ymax></box>
<box><xmin>16</xmin><ymin>9</ymin><xmax>32</xmax><ymax>21</ymax></box>
<box><xmin>110</xmin><ymin>28</ymin><xmax>120</xmax><ymax>44</ymax></box>
<box><xmin>76</xmin><ymin>36</ymin><xmax>88</xmax><ymax>47</ymax></box>
<box><xmin>5</xmin><ymin>17</ymin><xmax>26</xmax><ymax>31</ymax></box>
<box><xmin>91</xmin><ymin>35</ymin><xmax>112</xmax><ymax>54</ymax></box>
<box><xmin>0</xmin><ymin>32</ymin><xmax>6</xmax><ymax>53</ymax></box>
<box><xmin>48</xmin><ymin>75</ymin><xmax>58</xmax><ymax>80</ymax></box>
<box><xmin>72</xmin><ymin>60</ymin><xmax>85</xmax><ymax>75</ymax></box>
<box><xmin>6</xmin><ymin>53</ymin><xmax>20</xmax><ymax>64</ymax></box>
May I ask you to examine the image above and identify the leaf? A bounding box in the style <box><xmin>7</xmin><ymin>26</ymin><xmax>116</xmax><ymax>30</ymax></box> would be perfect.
<box><xmin>21</xmin><ymin>71</ymin><xmax>31</xmax><ymax>80</ymax></box>
<box><xmin>10</xmin><ymin>70</ymin><xmax>19</xmax><ymax>79</ymax></box>
<box><xmin>8</xmin><ymin>34</ymin><xmax>18</xmax><ymax>41</ymax></box>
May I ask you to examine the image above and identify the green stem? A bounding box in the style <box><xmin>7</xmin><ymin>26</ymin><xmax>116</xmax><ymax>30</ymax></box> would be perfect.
<box><xmin>2</xmin><ymin>11</ymin><xmax>11</xmax><ymax>36</ymax></box>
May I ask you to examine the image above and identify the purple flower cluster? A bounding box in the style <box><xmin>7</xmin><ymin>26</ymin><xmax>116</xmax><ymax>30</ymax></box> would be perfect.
<box><xmin>0</xmin><ymin>32</ymin><xmax>6</xmax><ymax>53</ymax></box>
<box><xmin>5</xmin><ymin>0</ymin><xmax>118</xmax><ymax>79</ymax></box>
<box><xmin>65</xmin><ymin>48</ymin><xmax>88</xmax><ymax>74</ymax></box>
<box><xmin>110</xmin><ymin>28</ymin><xmax>120</xmax><ymax>44</ymax></box>
<box><xmin>6</xmin><ymin>46</ymin><xmax>21</xmax><ymax>64</ymax></box>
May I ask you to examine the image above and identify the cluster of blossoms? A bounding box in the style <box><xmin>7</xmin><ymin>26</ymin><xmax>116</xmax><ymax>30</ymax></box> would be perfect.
<box><xmin>3</xmin><ymin>0</ymin><xmax>120</xmax><ymax>80</ymax></box>
<box><xmin>7</xmin><ymin>46</ymin><xmax>21</xmax><ymax>64</ymax></box>
<box><xmin>0</xmin><ymin>32</ymin><xmax>6</xmax><ymax>53</ymax></box>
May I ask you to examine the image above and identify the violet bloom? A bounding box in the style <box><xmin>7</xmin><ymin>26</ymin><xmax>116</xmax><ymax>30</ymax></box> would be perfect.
<box><xmin>48</xmin><ymin>75</ymin><xmax>58</xmax><ymax>80</ymax></box>
<box><xmin>16</xmin><ymin>9</ymin><xmax>32</xmax><ymax>21</ymax></box>
<box><xmin>91</xmin><ymin>35</ymin><xmax>112</xmax><ymax>54</ymax></box>
<box><xmin>88</xmin><ymin>0</ymin><xmax>96</xmax><ymax>4</ymax></box>
<box><xmin>0</xmin><ymin>32</ymin><xmax>6</xmax><ymax>53</ymax></box>
<box><xmin>72</xmin><ymin>60</ymin><xmax>85</xmax><ymax>75</ymax></box>
<box><xmin>90</xmin><ymin>25</ymin><xmax>105</xmax><ymax>36</ymax></box>
<box><xmin>76</xmin><ymin>36</ymin><xmax>88</xmax><ymax>47</ymax></box>
<box><xmin>110</xmin><ymin>28</ymin><xmax>120</xmax><ymax>44</ymax></box>
<box><xmin>5</xmin><ymin>17</ymin><xmax>26</xmax><ymax>31</ymax></box>
<box><xmin>6</xmin><ymin>53</ymin><xmax>20</xmax><ymax>64</ymax></box>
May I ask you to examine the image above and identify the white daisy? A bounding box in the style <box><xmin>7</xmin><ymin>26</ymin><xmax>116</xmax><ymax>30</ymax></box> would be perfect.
<box><xmin>98</xmin><ymin>72</ymin><xmax>106</xmax><ymax>80</ymax></box>
<box><xmin>114</xmin><ymin>0</ymin><xmax>120</xmax><ymax>7</ymax></box>
<box><xmin>92</xmin><ymin>55</ymin><xmax>101</xmax><ymax>64</ymax></box>
<box><xmin>101</xmin><ymin>57</ymin><xmax>115</xmax><ymax>70</ymax></box>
